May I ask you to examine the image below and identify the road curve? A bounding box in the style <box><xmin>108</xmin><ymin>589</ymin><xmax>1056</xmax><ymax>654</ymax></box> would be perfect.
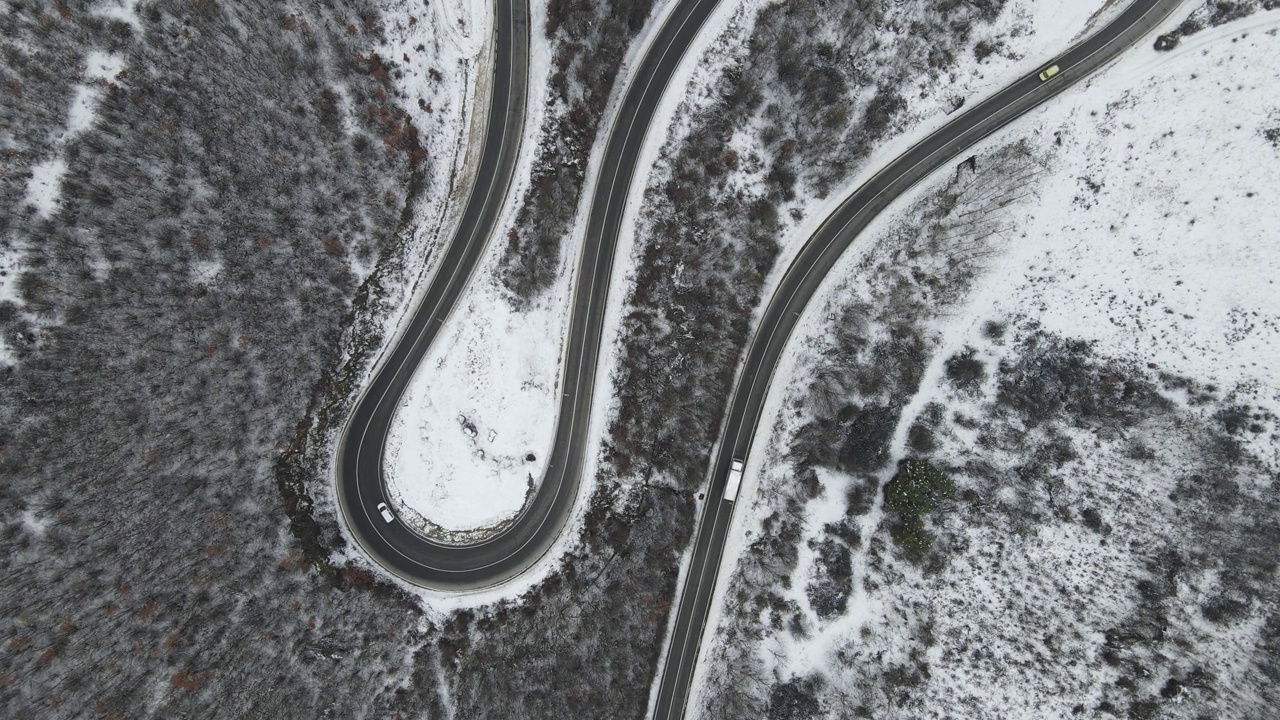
<box><xmin>336</xmin><ymin>0</ymin><xmax>529</xmax><ymax>588</ymax></box>
<box><xmin>337</xmin><ymin>0</ymin><xmax>725</xmax><ymax>590</ymax></box>
<box><xmin>650</xmin><ymin>0</ymin><xmax>1186</xmax><ymax>716</ymax></box>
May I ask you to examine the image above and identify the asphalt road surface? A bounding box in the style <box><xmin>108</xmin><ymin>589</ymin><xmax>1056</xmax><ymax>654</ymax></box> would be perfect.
<box><xmin>336</xmin><ymin>0</ymin><xmax>725</xmax><ymax>590</ymax></box>
<box><xmin>650</xmin><ymin>0</ymin><xmax>1186</xmax><ymax>717</ymax></box>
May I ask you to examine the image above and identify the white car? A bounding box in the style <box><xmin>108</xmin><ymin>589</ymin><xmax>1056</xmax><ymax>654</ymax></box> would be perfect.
<box><xmin>376</xmin><ymin>502</ymin><xmax>395</xmax><ymax>523</ymax></box>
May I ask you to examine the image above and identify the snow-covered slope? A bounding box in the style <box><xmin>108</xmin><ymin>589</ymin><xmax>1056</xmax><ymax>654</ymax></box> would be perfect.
<box><xmin>692</xmin><ymin>6</ymin><xmax>1280</xmax><ymax>718</ymax></box>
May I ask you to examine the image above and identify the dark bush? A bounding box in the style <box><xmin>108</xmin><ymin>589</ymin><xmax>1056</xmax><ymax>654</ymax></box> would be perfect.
<box><xmin>982</xmin><ymin>319</ymin><xmax>1006</xmax><ymax>341</ymax></box>
<box><xmin>1209</xmin><ymin>1</ymin><xmax>1256</xmax><ymax>26</ymax></box>
<box><xmin>863</xmin><ymin>87</ymin><xmax>907</xmax><ymax>139</ymax></box>
<box><xmin>995</xmin><ymin>335</ymin><xmax>1170</xmax><ymax>431</ymax></box>
<box><xmin>824</xmin><ymin>516</ymin><xmax>861</xmax><ymax>549</ymax></box>
<box><xmin>797</xmin><ymin>465</ymin><xmax>823</xmax><ymax>500</ymax></box>
<box><xmin>1201</xmin><ymin>594</ymin><xmax>1250</xmax><ymax>624</ymax></box>
<box><xmin>836</xmin><ymin>402</ymin><xmax>899</xmax><ymax>474</ymax></box>
<box><xmin>883</xmin><ymin>458</ymin><xmax>954</xmax><ymax>560</ymax></box>
<box><xmin>1128</xmin><ymin>699</ymin><xmax>1160</xmax><ymax>719</ymax></box>
<box><xmin>973</xmin><ymin>40</ymin><xmax>999</xmax><ymax>62</ymax></box>
<box><xmin>845</xmin><ymin>474</ymin><xmax>880</xmax><ymax>517</ymax></box>
<box><xmin>1215</xmin><ymin>404</ymin><xmax>1253</xmax><ymax>435</ymax></box>
<box><xmin>1259</xmin><ymin>613</ymin><xmax>1280</xmax><ymax>681</ymax></box>
<box><xmin>907</xmin><ymin>420</ymin><xmax>936</xmax><ymax>453</ymax></box>
<box><xmin>767</xmin><ymin>677</ymin><xmax>822</xmax><ymax>720</ymax></box>
<box><xmin>1080</xmin><ymin>506</ymin><xmax>1107</xmax><ymax>533</ymax></box>
<box><xmin>944</xmin><ymin>346</ymin><xmax>986</xmax><ymax>393</ymax></box>
<box><xmin>806</xmin><ymin>538</ymin><xmax>853</xmax><ymax>618</ymax></box>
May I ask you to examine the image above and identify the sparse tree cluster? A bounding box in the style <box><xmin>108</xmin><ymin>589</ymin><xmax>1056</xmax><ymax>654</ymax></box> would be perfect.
<box><xmin>498</xmin><ymin>0</ymin><xmax>657</xmax><ymax>302</ymax></box>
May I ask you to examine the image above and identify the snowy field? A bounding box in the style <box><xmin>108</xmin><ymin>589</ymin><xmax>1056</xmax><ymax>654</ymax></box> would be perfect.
<box><xmin>960</xmin><ymin>10</ymin><xmax>1280</xmax><ymax>467</ymax></box>
<box><xmin>692</xmin><ymin>4</ymin><xmax>1280</xmax><ymax>718</ymax></box>
<box><xmin>383</xmin><ymin>272</ymin><xmax>566</xmax><ymax>536</ymax></box>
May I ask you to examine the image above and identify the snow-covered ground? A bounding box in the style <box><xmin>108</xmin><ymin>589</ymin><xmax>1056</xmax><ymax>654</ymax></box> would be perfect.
<box><xmin>383</xmin><ymin>273</ymin><xmax>566</xmax><ymax>537</ymax></box>
<box><xmin>692</xmin><ymin>4</ymin><xmax>1280</xmax><ymax>717</ymax></box>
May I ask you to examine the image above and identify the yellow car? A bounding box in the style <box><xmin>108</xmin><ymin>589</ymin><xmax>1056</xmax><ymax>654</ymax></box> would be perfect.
<box><xmin>1039</xmin><ymin>64</ymin><xmax>1061</xmax><ymax>82</ymax></box>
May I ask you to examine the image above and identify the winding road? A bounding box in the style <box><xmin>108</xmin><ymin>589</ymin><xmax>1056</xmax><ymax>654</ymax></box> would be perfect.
<box><xmin>336</xmin><ymin>0</ymin><xmax>724</xmax><ymax>590</ymax></box>
<box><xmin>336</xmin><ymin>0</ymin><xmax>530</xmax><ymax>588</ymax></box>
<box><xmin>334</xmin><ymin>0</ymin><xmax>1184</xmax><ymax>712</ymax></box>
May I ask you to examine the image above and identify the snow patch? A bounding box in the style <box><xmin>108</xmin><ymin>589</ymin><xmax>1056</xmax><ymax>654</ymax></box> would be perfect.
<box><xmin>20</xmin><ymin>509</ymin><xmax>49</xmax><ymax>537</ymax></box>
<box><xmin>24</xmin><ymin>158</ymin><xmax>68</xmax><ymax>219</ymax></box>
<box><xmin>432</xmin><ymin>0</ymin><xmax>489</xmax><ymax>58</ymax></box>
<box><xmin>385</xmin><ymin>274</ymin><xmax>564</xmax><ymax>535</ymax></box>
<box><xmin>83</xmin><ymin>49</ymin><xmax>126</xmax><ymax>83</ymax></box>
<box><xmin>0</xmin><ymin>245</ymin><xmax>20</xmax><ymax>304</ymax></box>
<box><xmin>190</xmin><ymin>259</ymin><xmax>223</xmax><ymax>286</ymax></box>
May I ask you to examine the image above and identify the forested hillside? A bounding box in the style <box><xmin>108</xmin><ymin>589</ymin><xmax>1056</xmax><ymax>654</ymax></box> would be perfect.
<box><xmin>0</xmin><ymin>2</ymin><xmax>449</xmax><ymax>715</ymax></box>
